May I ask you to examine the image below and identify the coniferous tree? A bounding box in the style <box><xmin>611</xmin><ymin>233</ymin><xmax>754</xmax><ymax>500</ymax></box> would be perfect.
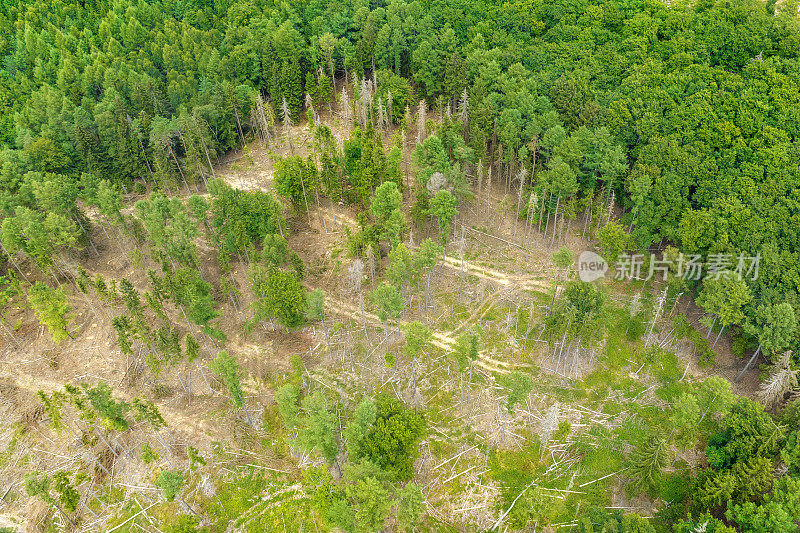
<box><xmin>452</xmin><ymin>327</ymin><xmax>481</xmax><ymax>406</ymax></box>
<box><xmin>299</xmin><ymin>391</ymin><xmax>339</xmax><ymax>464</ymax></box>
<box><xmin>250</xmin><ymin>266</ymin><xmax>307</xmax><ymax>331</ymax></box>
<box><xmin>429</xmin><ymin>189</ymin><xmax>457</xmax><ymax>245</ymax></box>
<box><xmin>628</xmin><ymin>434</ymin><xmax>669</xmax><ymax>496</ymax></box>
<box><xmin>498</xmin><ymin>371</ymin><xmax>533</xmax><ymax>413</ymax></box>
<box><xmin>276</xmin><ymin>383</ymin><xmax>301</xmax><ymax>431</ymax></box>
<box><xmin>210</xmin><ymin>351</ymin><xmax>250</xmax><ymax>425</ymax></box>
<box><xmin>344</xmin><ymin>398</ymin><xmax>377</xmax><ymax>460</ymax></box>
<box><xmin>28</xmin><ymin>282</ymin><xmax>72</xmax><ymax>342</ymax></box>
<box><xmin>25</xmin><ymin>471</ymin><xmax>81</xmax><ymax>525</ymax></box>
<box><xmin>370</xmin><ymin>282</ymin><xmax>404</xmax><ymax>341</ymax></box>
<box><xmin>155</xmin><ymin>470</ymin><xmax>184</xmax><ymax>502</ymax></box>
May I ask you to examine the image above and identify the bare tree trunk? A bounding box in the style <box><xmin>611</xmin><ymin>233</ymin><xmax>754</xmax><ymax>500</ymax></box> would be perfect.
<box><xmin>237</xmin><ymin>392</ymin><xmax>253</xmax><ymax>426</ymax></box>
<box><xmin>321</xmin><ymin>314</ymin><xmax>333</xmax><ymax>362</ymax></box>
<box><xmin>299</xmin><ymin>171</ymin><xmax>311</xmax><ymax>215</ymax></box>
<box><xmin>582</xmin><ymin>204</ymin><xmax>591</xmax><ymax>238</ymax></box>
<box><xmin>538</xmin><ymin>186</ymin><xmax>547</xmax><ymax>232</ymax></box>
<box><xmin>707</xmin><ymin>315</ymin><xmax>717</xmax><ymax>339</ymax></box>
<box><xmin>549</xmin><ymin>195</ymin><xmax>560</xmax><ymax>247</ymax></box>
<box><xmin>359</xmin><ymin>291</ymin><xmax>368</xmax><ymax>340</ymax></box>
<box><xmin>201</xmin><ymin>138</ymin><xmax>216</xmax><ymax>182</ymax></box>
<box><xmin>514</xmin><ymin>167</ymin><xmax>526</xmax><ymax>239</ymax></box>
<box><xmin>645</xmin><ymin>289</ymin><xmax>667</xmax><ymax>347</ymax></box>
<box><xmin>736</xmin><ymin>344</ymin><xmax>762</xmax><ymax>382</ymax></box>
<box><xmin>543</xmin><ymin>193</ymin><xmax>551</xmax><ymax>236</ymax></box>
<box><xmin>486</xmin><ymin>166</ymin><xmax>492</xmax><ymax>211</ymax></box>
<box><xmin>476</xmin><ymin>160</ymin><xmax>484</xmax><ymax>212</ymax></box>
<box><xmin>74</xmin><ymin>215</ymin><xmax>99</xmax><ymax>256</ymax></box>
<box><xmin>628</xmin><ymin>209</ymin><xmax>638</xmax><ymax>233</ymax></box>
<box><xmin>2</xmin><ymin>245</ymin><xmax>30</xmax><ymax>283</ymax></box>
<box><xmin>0</xmin><ymin>319</ymin><xmax>20</xmax><ymax>349</ymax></box>
<box><xmin>197</xmin><ymin>360</ymin><xmax>215</xmax><ymax>393</ymax></box>
<box><xmin>425</xmin><ymin>268</ymin><xmax>433</xmax><ymax>323</ymax></box>
<box><xmin>167</xmin><ymin>143</ymin><xmax>189</xmax><ymax>191</ymax></box>
<box><xmin>712</xmin><ymin>324</ymin><xmax>725</xmax><ymax>348</ymax></box>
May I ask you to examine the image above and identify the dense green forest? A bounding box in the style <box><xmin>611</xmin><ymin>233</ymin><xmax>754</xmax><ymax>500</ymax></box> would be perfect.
<box><xmin>4</xmin><ymin>0</ymin><xmax>800</xmax><ymax>355</ymax></box>
<box><xmin>3</xmin><ymin>0</ymin><xmax>800</xmax><ymax>530</ymax></box>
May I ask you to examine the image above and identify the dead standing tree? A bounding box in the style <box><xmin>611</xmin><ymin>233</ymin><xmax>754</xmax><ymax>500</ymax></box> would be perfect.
<box><xmin>305</xmin><ymin>93</ymin><xmax>318</xmax><ymax>126</ymax></box>
<box><xmin>340</xmin><ymin>86</ymin><xmax>351</xmax><ymax>123</ymax></box>
<box><xmin>513</xmin><ymin>166</ymin><xmax>528</xmax><ymax>240</ymax></box>
<box><xmin>348</xmin><ymin>259</ymin><xmax>368</xmax><ymax>340</ymax></box>
<box><xmin>458</xmin><ymin>88</ymin><xmax>469</xmax><ymax>135</ymax></box>
<box><xmin>387</xmin><ymin>90</ymin><xmax>394</xmax><ymax>127</ymax></box>
<box><xmin>645</xmin><ymin>288</ymin><xmax>668</xmax><ymax>347</ymax></box>
<box><xmin>358</xmin><ymin>78</ymin><xmax>374</xmax><ymax>129</ymax></box>
<box><xmin>250</xmin><ymin>93</ymin><xmax>276</xmax><ymax>149</ymax></box>
<box><xmin>525</xmin><ymin>191</ymin><xmax>538</xmax><ymax>245</ymax></box>
<box><xmin>377</xmin><ymin>97</ymin><xmax>388</xmax><ymax>133</ymax></box>
<box><xmin>476</xmin><ymin>160</ymin><xmax>484</xmax><ymax>209</ymax></box>
<box><xmin>454</xmin><ymin>233</ymin><xmax>468</xmax><ymax>297</ymax></box>
<box><xmin>281</xmin><ymin>97</ymin><xmax>294</xmax><ymax>154</ymax></box>
<box><xmin>417</xmin><ymin>100</ymin><xmax>427</xmax><ymax>145</ymax></box>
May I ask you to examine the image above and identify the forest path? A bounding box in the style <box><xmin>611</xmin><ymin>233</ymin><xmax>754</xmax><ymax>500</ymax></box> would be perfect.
<box><xmin>313</xmin><ymin>204</ymin><xmax>554</xmax><ymax>295</ymax></box>
<box><xmin>320</xmin><ymin>295</ymin><xmax>531</xmax><ymax>375</ymax></box>
<box><xmin>438</xmin><ymin>253</ymin><xmax>550</xmax><ymax>293</ymax></box>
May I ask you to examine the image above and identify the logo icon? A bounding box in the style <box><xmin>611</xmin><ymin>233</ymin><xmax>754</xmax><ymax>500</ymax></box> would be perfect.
<box><xmin>576</xmin><ymin>251</ymin><xmax>607</xmax><ymax>282</ymax></box>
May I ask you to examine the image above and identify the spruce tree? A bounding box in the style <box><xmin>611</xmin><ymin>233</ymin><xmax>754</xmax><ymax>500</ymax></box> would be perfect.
<box><xmin>28</xmin><ymin>282</ymin><xmax>72</xmax><ymax>342</ymax></box>
<box><xmin>210</xmin><ymin>351</ymin><xmax>250</xmax><ymax>425</ymax></box>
